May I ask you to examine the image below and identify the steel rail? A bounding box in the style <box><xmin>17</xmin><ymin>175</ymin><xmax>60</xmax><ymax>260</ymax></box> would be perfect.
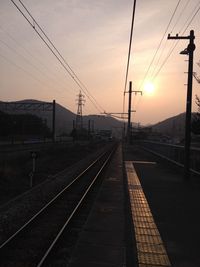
<box><xmin>0</xmin><ymin>146</ymin><xmax>114</xmax><ymax>250</ymax></box>
<box><xmin>37</xmin><ymin>145</ymin><xmax>115</xmax><ymax>267</ymax></box>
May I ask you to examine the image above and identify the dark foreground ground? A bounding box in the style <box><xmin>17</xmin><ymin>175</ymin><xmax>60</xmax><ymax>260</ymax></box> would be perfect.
<box><xmin>1</xmin><ymin>142</ymin><xmax>200</xmax><ymax>266</ymax></box>
<box><xmin>0</xmin><ymin>141</ymin><xmax>103</xmax><ymax>206</ymax></box>
<box><xmin>124</xmin><ymin>144</ymin><xmax>200</xmax><ymax>267</ymax></box>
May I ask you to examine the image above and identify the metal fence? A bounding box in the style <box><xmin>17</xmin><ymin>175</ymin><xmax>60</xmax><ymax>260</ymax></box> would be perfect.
<box><xmin>137</xmin><ymin>140</ymin><xmax>200</xmax><ymax>174</ymax></box>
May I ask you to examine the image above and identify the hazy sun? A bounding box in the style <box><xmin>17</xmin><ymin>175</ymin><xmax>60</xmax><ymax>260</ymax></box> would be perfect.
<box><xmin>144</xmin><ymin>82</ymin><xmax>155</xmax><ymax>95</ymax></box>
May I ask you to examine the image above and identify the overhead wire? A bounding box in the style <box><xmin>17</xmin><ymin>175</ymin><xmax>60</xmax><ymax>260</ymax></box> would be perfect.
<box><xmin>10</xmin><ymin>0</ymin><xmax>105</xmax><ymax>114</ymax></box>
<box><xmin>0</xmin><ymin>33</ymin><xmax>79</xmax><ymax>101</ymax></box>
<box><xmin>126</xmin><ymin>0</ymin><xmax>200</xmax><ymax>122</ymax></box>
<box><xmin>150</xmin><ymin>0</ymin><xmax>192</xmax><ymax>79</ymax></box>
<box><xmin>122</xmin><ymin>0</ymin><xmax>137</xmax><ymax>118</ymax></box>
<box><xmin>17</xmin><ymin>0</ymin><xmax>105</xmax><ymax>114</ymax></box>
<box><xmin>170</xmin><ymin>0</ymin><xmax>192</xmax><ymax>33</ymax></box>
<box><xmin>0</xmin><ymin>51</ymin><xmax>59</xmax><ymax>91</ymax></box>
<box><xmin>0</xmin><ymin>49</ymin><xmax>77</xmax><ymax>111</ymax></box>
<box><xmin>0</xmin><ymin>54</ymin><xmax>75</xmax><ymax>108</ymax></box>
<box><xmin>138</xmin><ymin>0</ymin><xmax>182</xmax><ymax>91</ymax></box>
<box><xmin>123</xmin><ymin>0</ymin><xmax>137</xmax><ymax>95</ymax></box>
<box><xmin>152</xmin><ymin>0</ymin><xmax>200</xmax><ymax>82</ymax></box>
<box><xmin>179</xmin><ymin>0</ymin><xmax>200</xmax><ymax>33</ymax></box>
<box><xmin>0</xmin><ymin>25</ymin><xmax>77</xmax><ymax>94</ymax></box>
<box><xmin>0</xmin><ymin>38</ymin><xmax>63</xmax><ymax>86</ymax></box>
<box><xmin>134</xmin><ymin>0</ymin><xmax>198</xmax><ymax>119</ymax></box>
<box><xmin>182</xmin><ymin>1</ymin><xmax>200</xmax><ymax>33</ymax></box>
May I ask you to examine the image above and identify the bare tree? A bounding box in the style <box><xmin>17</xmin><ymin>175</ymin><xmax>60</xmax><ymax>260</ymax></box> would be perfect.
<box><xmin>191</xmin><ymin>95</ymin><xmax>200</xmax><ymax>134</ymax></box>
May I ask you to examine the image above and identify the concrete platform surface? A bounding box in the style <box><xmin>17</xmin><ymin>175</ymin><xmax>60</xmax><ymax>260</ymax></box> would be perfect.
<box><xmin>124</xmin><ymin>144</ymin><xmax>200</xmax><ymax>267</ymax></box>
<box><xmin>68</xmin><ymin>143</ymin><xmax>200</xmax><ymax>267</ymax></box>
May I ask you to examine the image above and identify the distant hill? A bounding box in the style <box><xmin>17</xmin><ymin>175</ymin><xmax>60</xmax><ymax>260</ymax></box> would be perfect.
<box><xmin>0</xmin><ymin>99</ymin><xmax>124</xmax><ymax>136</ymax></box>
<box><xmin>0</xmin><ymin>99</ymin><xmax>76</xmax><ymax>135</ymax></box>
<box><xmin>152</xmin><ymin>113</ymin><xmax>186</xmax><ymax>138</ymax></box>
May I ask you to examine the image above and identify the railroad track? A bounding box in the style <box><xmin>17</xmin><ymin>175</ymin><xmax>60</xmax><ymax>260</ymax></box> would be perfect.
<box><xmin>0</xmin><ymin>144</ymin><xmax>117</xmax><ymax>267</ymax></box>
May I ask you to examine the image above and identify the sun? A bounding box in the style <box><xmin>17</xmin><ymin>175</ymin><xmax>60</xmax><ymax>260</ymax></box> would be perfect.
<box><xmin>144</xmin><ymin>82</ymin><xmax>155</xmax><ymax>95</ymax></box>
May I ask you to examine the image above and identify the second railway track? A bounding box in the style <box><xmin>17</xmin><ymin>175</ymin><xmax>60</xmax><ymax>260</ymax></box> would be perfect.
<box><xmin>0</xmin><ymin>143</ymin><xmax>117</xmax><ymax>267</ymax></box>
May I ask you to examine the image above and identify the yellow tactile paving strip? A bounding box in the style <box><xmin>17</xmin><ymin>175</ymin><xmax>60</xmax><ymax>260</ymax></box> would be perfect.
<box><xmin>125</xmin><ymin>161</ymin><xmax>171</xmax><ymax>267</ymax></box>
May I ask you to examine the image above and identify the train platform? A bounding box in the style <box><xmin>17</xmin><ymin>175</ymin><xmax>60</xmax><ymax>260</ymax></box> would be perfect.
<box><xmin>124</xmin><ymin>144</ymin><xmax>200</xmax><ymax>267</ymax></box>
<box><xmin>68</xmin><ymin>143</ymin><xmax>200</xmax><ymax>267</ymax></box>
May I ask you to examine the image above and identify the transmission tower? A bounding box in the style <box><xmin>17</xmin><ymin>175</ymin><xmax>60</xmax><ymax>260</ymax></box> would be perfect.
<box><xmin>76</xmin><ymin>91</ymin><xmax>85</xmax><ymax>130</ymax></box>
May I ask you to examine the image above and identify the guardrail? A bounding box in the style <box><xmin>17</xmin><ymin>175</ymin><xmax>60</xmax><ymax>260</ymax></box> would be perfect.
<box><xmin>137</xmin><ymin>140</ymin><xmax>200</xmax><ymax>175</ymax></box>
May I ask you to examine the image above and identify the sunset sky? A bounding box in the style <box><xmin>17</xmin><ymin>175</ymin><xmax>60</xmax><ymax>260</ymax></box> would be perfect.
<box><xmin>1</xmin><ymin>0</ymin><xmax>200</xmax><ymax>125</ymax></box>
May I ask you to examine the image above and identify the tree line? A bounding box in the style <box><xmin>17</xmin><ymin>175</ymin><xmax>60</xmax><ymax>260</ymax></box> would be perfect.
<box><xmin>0</xmin><ymin>111</ymin><xmax>51</xmax><ymax>137</ymax></box>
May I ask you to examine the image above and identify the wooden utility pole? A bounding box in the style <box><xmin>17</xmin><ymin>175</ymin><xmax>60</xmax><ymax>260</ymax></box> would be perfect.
<box><xmin>168</xmin><ymin>30</ymin><xmax>195</xmax><ymax>179</ymax></box>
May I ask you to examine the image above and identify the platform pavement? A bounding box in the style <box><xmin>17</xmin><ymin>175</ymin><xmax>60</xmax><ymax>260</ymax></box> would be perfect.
<box><xmin>68</xmin><ymin>143</ymin><xmax>200</xmax><ymax>267</ymax></box>
<box><xmin>124</xmin><ymin>144</ymin><xmax>200</xmax><ymax>267</ymax></box>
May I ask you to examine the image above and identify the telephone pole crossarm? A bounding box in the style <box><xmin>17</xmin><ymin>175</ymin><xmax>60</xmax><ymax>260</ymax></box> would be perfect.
<box><xmin>125</xmin><ymin>90</ymin><xmax>142</xmax><ymax>95</ymax></box>
<box><xmin>167</xmin><ymin>33</ymin><xmax>192</xmax><ymax>40</ymax></box>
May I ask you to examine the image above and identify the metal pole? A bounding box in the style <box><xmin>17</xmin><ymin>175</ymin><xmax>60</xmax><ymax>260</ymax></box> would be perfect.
<box><xmin>88</xmin><ymin>119</ymin><xmax>91</xmax><ymax>136</ymax></box>
<box><xmin>127</xmin><ymin>81</ymin><xmax>132</xmax><ymax>143</ymax></box>
<box><xmin>168</xmin><ymin>30</ymin><xmax>195</xmax><ymax>180</ymax></box>
<box><xmin>184</xmin><ymin>30</ymin><xmax>195</xmax><ymax>179</ymax></box>
<box><xmin>92</xmin><ymin>120</ymin><xmax>94</xmax><ymax>132</ymax></box>
<box><xmin>52</xmin><ymin>100</ymin><xmax>56</xmax><ymax>142</ymax></box>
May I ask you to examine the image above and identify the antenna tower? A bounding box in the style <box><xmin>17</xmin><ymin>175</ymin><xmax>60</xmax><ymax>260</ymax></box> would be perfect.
<box><xmin>76</xmin><ymin>91</ymin><xmax>85</xmax><ymax>129</ymax></box>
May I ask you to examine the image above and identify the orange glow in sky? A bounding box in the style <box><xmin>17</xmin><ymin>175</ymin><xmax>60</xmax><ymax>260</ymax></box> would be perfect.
<box><xmin>144</xmin><ymin>82</ymin><xmax>155</xmax><ymax>96</ymax></box>
<box><xmin>0</xmin><ymin>0</ymin><xmax>200</xmax><ymax>125</ymax></box>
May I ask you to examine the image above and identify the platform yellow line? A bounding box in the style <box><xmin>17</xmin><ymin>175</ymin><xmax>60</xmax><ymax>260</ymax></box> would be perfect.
<box><xmin>125</xmin><ymin>161</ymin><xmax>171</xmax><ymax>267</ymax></box>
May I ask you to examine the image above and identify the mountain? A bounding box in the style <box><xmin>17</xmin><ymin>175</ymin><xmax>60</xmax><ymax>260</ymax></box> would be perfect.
<box><xmin>151</xmin><ymin>113</ymin><xmax>186</xmax><ymax>138</ymax></box>
<box><xmin>0</xmin><ymin>99</ymin><xmax>124</xmax><ymax>136</ymax></box>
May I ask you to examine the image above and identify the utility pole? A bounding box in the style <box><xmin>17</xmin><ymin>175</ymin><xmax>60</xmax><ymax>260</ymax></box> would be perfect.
<box><xmin>168</xmin><ymin>30</ymin><xmax>195</xmax><ymax>180</ymax></box>
<box><xmin>92</xmin><ymin>120</ymin><xmax>94</xmax><ymax>132</ymax></box>
<box><xmin>88</xmin><ymin>119</ymin><xmax>91</xmax><ymax>137</ymax></box>
<box><xmin>52</xmin><ymin>100</ymin><xmax>56</xmax><ymax>142</ymax></box>
<box><xmin>125</xmin><ymin>81</ymin><xmax>142</xmax><ymax>144</ymax></box>
<box><xmin>127</xmin><ymin>81</ymin><xmax>133</xmax><ymax>143</ymax></box>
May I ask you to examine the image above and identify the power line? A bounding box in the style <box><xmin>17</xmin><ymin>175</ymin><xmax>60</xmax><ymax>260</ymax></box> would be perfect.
<box><xmin>150</xmin><ymin>0</ymin><xmax>192</xmax><ymax>79</ymax></box>
<box><xmin>0</xmin><ymin>38</ymin><xmax>62</xmax><ymax>85</ymax></box>
<box><xmin>0</xmin><ymin>25</ymin><xmax>76</xmax><ymax>94</ymax></box>
<box><xmin>0</xmin><ymin>51</ymin><xmax>57</xmax><ymax>90</ymax></box>
<box><xmin>123</xmin><ymin>0</ymin><xmax>137</xmax><ymax>118</ymax></box>
<box><xmin>152</xmin><ymin>1</ymin><xmax>200</xmax><ymax>81</ymax></box>
<box><xmin>17</xmin><ymin>0</ymin><xmax>105</xmax><ymax>113</ymax></box>
<box><xmin>183</xmin><ymin>1</ymin><xmax>200</xmax><ymax>33</ymax></box>
<box><xmin>133</xmin><ymin>0</ymin><xmax>187</xmax><ymax>118</ymax></box>
<box><xmin>179</xmin><ymin>0</ymin><xmax>200</xmax><ymax>33</ymax></box>
<box><xmin>139</xmin><ymin>0</ymin><xmax>182</xmax><ymax>91</ymax></box>
<box><xmin>0</xmin><ymin>39</ymin><xmax>77</xmax><ymax>102</ymax></box>
<box><xmin>124</xmin><ymin>0</ymin><xmax>137</xmax><ymax>94</ymax></box>
<box><xmin>170</xmin><ymin>0</ymin><xmax>192</xmax><ymax>33</ymax></box>
<box><xmin>126</xmin><ymin>1</ymin><xmax>200</xmax><ymax>119</ymax></box>
<box><xmin>10</xmin><ymin>0</ymin><xmax>105</xmax><ymax>114</ymax></box>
